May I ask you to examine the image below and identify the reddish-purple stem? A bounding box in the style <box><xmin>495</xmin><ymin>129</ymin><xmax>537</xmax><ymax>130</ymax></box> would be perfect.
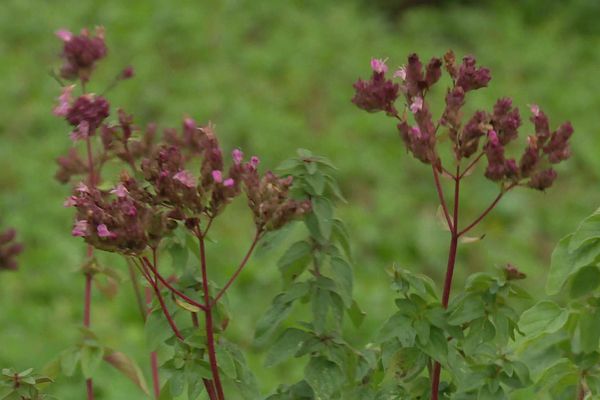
<box><xmin>199</xmin><ymin>235</ymin><xmax>225</xmax><ymax>400</ymax></box>
<box><xmin>141</xmin><ymin>257</ymin><xmax>207</xmax><ymax>312</ymax></box>
<box><xmin>210</xmin><ymin>231</ymin><xmax>261</xmax><ymax>307</ymax></box>
<box><xmin>144</xmin><ymin>286</ymin><xmax>160</xmax><ymax>399</ymax></box>
<box><xmin>83</xmin><ymin>130</ymin><xmax>95</xmax><ymax>400</ymax></box>
<box><xmin>432</xmin><ymin>164</ymin><xmax>453</xmax><ymax>231</ymax></box>
<box><xmin>430</xmin><ymin>166</ymin><xmax>460</xmax><ymax>400</ymax></box>
<box><xmin>457</xmin><ymin>184</ymin><xmax>515</xmax><ymax>237</ymax></box>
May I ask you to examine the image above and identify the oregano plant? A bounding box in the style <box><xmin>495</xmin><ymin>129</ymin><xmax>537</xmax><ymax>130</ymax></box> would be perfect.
<box><xmin>4</xmin><ymin>26</ymin><xmax>600</xmax><ymax>400</ymax></box>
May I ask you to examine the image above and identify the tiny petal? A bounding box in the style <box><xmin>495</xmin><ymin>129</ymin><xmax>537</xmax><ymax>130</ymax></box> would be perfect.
<box><xmin>370</xmin><ymin>58</ymin><xmax>388</xmax><ymax>74</ymax></box>
<box><xmin>110</xmin><ymin>184</ymin><xmax>129</xmax><ymax>198</ymax></box>
<box><xmin>76</xmin><ymin>182</ymin><xmax>89</xmax><ymax>193</ymax></box>
<box><xmin>250</xmin><ymin>156</ymin><xmax>260</xmax><ymax>167</ymax></box>
<box><xmin>488</xmin><ymin>130</ymin><xmax>500</xmax><ymax>146</ymax></box>
<box><xmin>410</xmin><ymin>97</ymin><xmax>423</xmax><ymax>114</ymax></box>
<box><xmin>173</xmin><ymin>170</ymin><xmax>196</xmax><ymax>188</ymax></box>
<box><xmin>97</xmin><ymin>224</ymin><xmax>116</xmax><ymax>238</ymax></box>
<box><xmin>393</xmin><ymin>66</ymin><xmax>407</xmax><ymax>80</ymax></box>
<box><xmin>212</xmin><ymin>170</ymin><xmax>223</xmax><ymax>183</ymax></box>
<box><xmin>53</xmin><ymin>85</ymin><xmax>75</xmax><ymax>117</ymax></box>
<box><xmin>232</xmin><ymin>149</ymin><xmax>243</xmax><ymax>165</ymax></box>
<box><xmin>55</xmin><ymin>29</ymin><xmax>73</xmax><ymax>42</ymax></box>
<box><xmin>72</xmin><ymin>220</ymin><xmax>88</xmax><ymax>237</ymax></box>
<box><xmin>121</xmin><ymin>66</ymin><xmax>134</xmax><ymax>79</ymax></box>
<box><xmin>184</xmin><ymin>117</ymin><xmax>196</xmax><ymax>131</ymax></box>
<box><xmin>529</xmin><ymin>104</ymin><xmax>540</xmax><ymax>117</ymax></box>
<box><xmin>63</xmin><ymin>196</ymin><xmax>77</xmax><ymax>207</ymax></box>
<box><xmin>70</xmin><ymin>121</ymin><xmax>90</xmax><ymax>141</ymax></box>
<box><xmin>223</xmin><ymin>178</ymin><xmax>235</xmax><ymax>187</ymax></box>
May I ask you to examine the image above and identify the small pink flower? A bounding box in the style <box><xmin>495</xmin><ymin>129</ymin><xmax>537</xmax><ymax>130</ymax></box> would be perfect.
<box><xmin>110</xmin><ymin>184</ymin><xmax>129</xmax><ymax>198</ymax></box>
<box><xmin>250</xmin><ymin>156</ymin><xmax>260</xmax><ymax>167</ymax></box>
<box><xmin>53</xmin><ymin>85</ymin><xmax>74</xmax><ymax>117</ymax></box>
<box><xmin>232</xmin><ymin>149</ymin><xmax>243</xmax><ymax>165</ymax></box>
<box><xmin>410</xmin><ymin>97</ymin><xmax>423</xmax><ymax>114</ymax></box>
<box><xmin>173</xmin><ymin>170</ymin><xmax>196</xmax><ymax>188</ymax></box>
<box><xmin>76</xmin><ymin>182</ymin><xmax>89</xmax><ymax>193</ymax></box>
<box><xmin>488</xmin><ymin>130</ymin><xmax>500</xmax><ymax>146</ymax></box>
<box><xmin>121</xmin><ymin>66</ymin><xmax>134</xmax><ymax>80</ymax></box>
<box><xmin>212</xmin><ymin>170</ymin><xmax>223</xmax><ymax>183</ymax></box>
<box><xmin>72</xmin><ymin>220</ymin><xmax>88</xmax><ymax>237</ymax></box>
<box><xmin>70</xmin><ymin>121</ymin><xmax>90</xmax><ymax>142</ymax></box>
<box><xmin>529</xmin><ymin>104</ymin><xmax>540</xmax><ymax>117</ymax></box>
<box><xmin>370</xmin><ymin>58</ymin><xmax>388</xmax><ymax>74</ymax></box>
<box><xmin>63</xmin><ymin>196</ymin><xmax>77</xmax><ymax>207</ymax></box>
<box><xmin>223</xmin><ymin>178</ymin><xmax>235</xmax><ymax>187</ymax></box>
<box><xmin>184</xmin><ymin>117</ymin><xmax>196</xmax><ymax>131</ymax></box>
<box><xmin>409</xmin><ymin>126</ymin><xmax>422</xmax><ymax>139</ymax></box>
<box><xmin>55</xmin><ymin>29</ymin><xmax>73</xmax><ymax>42</ymax></box>
<box><xmin>97</xmin><ymin>224</ymin><xmax>116</xmax><ymax>238</ymax></box>
<box><xmin>393</xmin><ymin>66</ymin><xmax>406</xmax><ymax>80</ymax></box>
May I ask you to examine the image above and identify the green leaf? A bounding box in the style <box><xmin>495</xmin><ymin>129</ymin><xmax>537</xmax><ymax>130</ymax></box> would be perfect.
<box><xmin>81</xmin><ymin>345</ymin><xmax>104</xmax><ymax>379</ymax></box>
<box><xmin>277</xmin><ymin>240</ymin><xmax>312</xmax><ymax>283</ymax></box>
<box><xmin>305</xmin><ymin>171</ymin><xmax>326</xmax><ymax>195</ymax></box>
<box><xmin>311</xmin><ymin>287</ymin><xmax>330</xmax><ymax>333</ymax></box>
<box><xmin>547</xmin><ymin>234</ymin><xmax>600</xmax><ymax>295</ymax></box>
<box><xmin>103</xmin><ymin>349</ymin><xmax>149</xmax><ymax>395</ymax></box>
<box><xmin>329</xmin><ymin>256</ymin><xmax>353</xmax><ymax>308</ymax></box>
<box><xmin>578</xmin><ymin>306</ymin><xmax>600</xmax><ymax>353</ymax></box>
<box><xmin>519</xmin><ymin>300</ymin><xmax>569</xmax><ymax>337</ymax></box>
<box><xmin>347</xmin><ymin>299</ymin><xmax>366</xmax><ymax>328</ymax></box>
<box><xmin>304</xmin><ymin>357</ymin><xmax>344</xmax><ymax>398</ymax></box>
<box><xmin>169</xmin><ymin>371</ymin><xmax>185</xmax><ymax>397</ymax></box>
<box><xmin>570</xmin><ymin>265</ymin><xmax>600</xmax><ymax>298</ymax></box>
<box><xmin>254</xmin><ymin>293</ymin><xmax>296</xmax><ymax>345</ymax></box>
<box><xmin>448</xmin><ymin>294</ymin><xmax>486</xmax><ymax>325</ymax></box>
<box><xmin>59</xmin><ymin>347</ymin><xmax>80</xmax><ymax>377</ymax></box>
<box><xmin>377</xmin><ymin>312</ymin><xmax>416</xmax><ymax>346</ymax></box>
<box><xmin>570</xmin><ymin>208</ymin><xmax>600</xmax><ymax>251</ymax></box>
<box><xmin>265</xmin><ymin>328</ymin><xmax>310</xmax><ymax>368</ymax></box>
<box><xmin>312</xmin><ymin>197</ymin><xmax>333</xmax><ymax>240</ymax></box>
<box><xmin>145</xmin><ymin>309</ymin><xmax>175</xmax><ymax>351</ymax></box>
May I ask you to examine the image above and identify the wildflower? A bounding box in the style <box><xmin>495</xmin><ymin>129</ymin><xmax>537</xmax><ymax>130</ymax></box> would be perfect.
<box><xmin>57</xmin><ymin>26</ymin><xmax>107</xmax><ymax>82</ymax></box>
<box><xmin>97</xmin><ymin>224</ymin><xmax>116</xmax><ymax>238</ymax></box>
<box><xmin>370</xmin><ymin>58</ymin><xmax>388</xmax><ymax>74</ymax></box>
<box><xmin>72</xmin><ymin>220</ymin><xmax>89</xmax><ymax>237</ymax></box>
<box><xmin>53</xmin><ymin>85</ymin><xmax>75</xmax><ymax>117</ymax></box>
<box><xmin>232</xmin><ymin>149</ymin><xmax>243</xmax><ymax>165</ymax></box>
<box><xmin>65</xmin><ymin>94</ymin><xmax>110</xmax><ymax>133</ymax></box>
<box><xmin>110</xmin><ymin>184</ymin><xmax>129</xmax><ymax>198</ymax></box>
<box><xmin>393</xmin><ymin>66</ymin><xmax>406</xmax><ymax>80</ymax></box>
<box><xmin>173</xmin><ymin>170</ymin><xmax>196</xmax><ymax>188</ymax></box>
<box><xmin>224</xmin><ymin>178</ymin><xmax>235</xmax><ymax>187</ymax></box>
<box><xmin>456</xmin><ymin>55</ymin><xmax>491</xmax><ymax>92</ymax></box>
<box><xmin>212</xmin><ymin>170</ymin><xmax>223</xmax><ymax>183</ymax></box>
<box><xmin>352</xmin><ymin>59</ymin><xmax>399</xmax><ymax>115</ymax></box>
<box><xmin>410</xmin><ymin>96</ymin><xmax>423</xmax><ymax>114</ymax></box>
<box><xmin>0</xmin><ymin>228</ymin><xmax>23</xmax><ymax>271</ymax></box>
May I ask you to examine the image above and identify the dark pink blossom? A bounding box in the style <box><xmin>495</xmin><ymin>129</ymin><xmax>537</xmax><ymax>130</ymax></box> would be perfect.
<box><xmin>173</xmin><ymin>170</ymin><xmax>196</xmax><ymax>188</ymax></box>
<box><xmin>72</xmin><ymin>220</ymin><xmax>89</xmax><ymax>237</ymax></box>
<box><xmin>212</xmin><ymin>170</ymin><xmax>223</xmax><ymax>183</ymax></box>
<box><xmin>53</xmin><ymin>85</ymin><xmax>74</xmax><ymax>117</ymax></box>
<box><xmin>97</xmin><ymin>224</ymin><xmax>116</xmax><ymax>238</ymax></box>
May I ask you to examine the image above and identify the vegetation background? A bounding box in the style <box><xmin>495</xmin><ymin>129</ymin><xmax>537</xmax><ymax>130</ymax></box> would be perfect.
<box><xmin>1</xmin><ymin>0</ymin><xmax>599</xmax><ymax>398</ymax></box>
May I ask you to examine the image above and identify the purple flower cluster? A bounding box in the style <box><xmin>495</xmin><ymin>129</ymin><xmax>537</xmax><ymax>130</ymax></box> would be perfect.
<box><xmin>352</xmin><ymin>50</ymin><xmax>573</xmax><ymax>191</ymax></box>
<box><xmin>0</xmin><ymin>228</ymin><xmax>23</xmax><ymax>271</ymax></box>
<box><xmin>56</xmin><ymin>27</ymin><xmax>108</xmax><ymax>83</ymax></box>
<box><xmin>53</xmin><ymin>28</ymin><xmax>310</xmax><ymax>255</ymax></box>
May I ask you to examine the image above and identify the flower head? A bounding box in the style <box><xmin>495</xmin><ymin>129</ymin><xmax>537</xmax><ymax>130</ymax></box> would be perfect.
<box><xmin>371</xmin><ymin>58</ymin><xmax>388</xmax><ymax>74</ymax></box>
<box><xmin>0</xmin><ymin>228</ymin><xmax>23</xmax><ymax>271</ymax></box>
<box><xmin>173</xmin><ymin>170</ymin><xmax>196</xmax><ymax>188</ymax></box>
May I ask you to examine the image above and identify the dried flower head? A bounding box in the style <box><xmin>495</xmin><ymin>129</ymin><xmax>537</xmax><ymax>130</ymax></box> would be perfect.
<box><xmin>56</xmin><ymin>27</ymin><xmax>107</xmax><ymax>82</ymax></box>
<box><xmin>0</xmin><ymin>228</ymin><xmax>23</xmax><ymax>271</ymax></box>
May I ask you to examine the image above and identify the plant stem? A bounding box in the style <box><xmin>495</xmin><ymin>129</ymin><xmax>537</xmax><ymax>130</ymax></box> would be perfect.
<box><xmin>141</xmin><ymin>257</ymin><xmax>206</xmax><ymax>312</ymax></box>
<box><xmin>128</xmin><ymin>261</ymin><xmax>147</xmax><ymax>322</ymax></box>
<box><xmin>191</xmin><ymin>314</ymin><xmax>218</xmax><ymax>400</ymax></box>
<box><xmin>199</xmin><ymin>235</ymin><xmax>225</xmax><ymax>400</ymax></box>
<box><xmin>432</xmin><ymin>164</ymin><xmax>453</xmax><ymax>231</ymax></box>
<box><xmin>431</xmin><ymin>165</ymin><xmax>460</xmax><ymax>400</ymax></box>
<box><xmin>210</xmin><ymin>231</ymin><xmax>261</xmax><ymax>307</ymax></box>
<box><xmin>84</xmin><ymin>268</ymin><xmax>94</xmax><ymax>400</ymax></box>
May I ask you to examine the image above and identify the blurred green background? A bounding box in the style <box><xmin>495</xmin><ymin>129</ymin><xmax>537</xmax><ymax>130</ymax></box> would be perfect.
<box><xmin>1</xmin><ymin>0</ymin><xmax>600</xmax><ymax>398</ymax></box>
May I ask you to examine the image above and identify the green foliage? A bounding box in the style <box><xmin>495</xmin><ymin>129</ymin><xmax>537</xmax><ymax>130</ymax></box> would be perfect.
<box><xmin>0</xmin><ymin>368</ymin><xmax>54</xmax><ymax>400</ymax></box>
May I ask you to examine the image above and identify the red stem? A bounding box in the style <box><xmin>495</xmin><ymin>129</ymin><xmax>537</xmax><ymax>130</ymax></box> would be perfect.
<box><xmin>432</xmin><ymin>164</ymin><xmax>453</xmax><ymax>231</ymax></box>
<box><xmin>141</xmin><ymin>257</ymin><xmax>207</xmax><ymax>312</ymax></box>
<box><xmin>457</xmin><ymin>184</ymin><xmax>515</xmax><ymax>237</ymax></box>
<box><xmin>144</xmin><ymin>287</ymin><xmax>161</xmax><ymax>399</ymax></box>
<box><xmin>140</xmin><ymin>258</ymin><xmax>184</xmax><ymax>341</ymax></box>
<box><xmin>459</xmin><ymin>152</ymin><xmax>484</xmax><ymax>179</ymax></box>
<box><xmin>199</xmin><ymin>235</ymin><xmax>225</xmax><ymax>400</ymax></box>
<box><xmin>191</xmin><ymin>314</ymin><xmax>218</xmax><ymax>400</ymax></box>
<box><xmin>210</xmin><ymin>231</ymin><xmax>261</xmax><ymax>307</ymax></box>
<box><xmin>431</xmin><ymin>166</ymin><xmax>460</xmax><ymax>400</ymax></box>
